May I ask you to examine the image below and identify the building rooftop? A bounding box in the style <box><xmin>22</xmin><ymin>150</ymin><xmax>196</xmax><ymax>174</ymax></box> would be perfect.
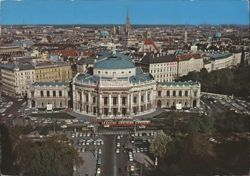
<box><xmin>94</xmin><ymin>53</ymin><xmax>135</xmax><ymax>69</ymax></box>
<box><xmin>1</xmin><ymin>63</ymin><xmax>34</xmax><ymax>71</ymax></box>
<box><xmin>210</xmin><ymin>52</ymin><xmax>232</xmax><ymax>60</ymax></box>
<box><xmin>141</xmin><ymin>54</ymin><xmax>177</xmax><ymax>64</ymax></box>
<box><xmin>77</xmin><ymin>57</ymin><xmax>97</xmax><ymax>65</ymax></box>
<box><xmin>75</xmin><ymin>67</ymin><xmax>154</xmax><ymax>85</ymax></box>
<box><xmin>34</xmin><ymin>61</ymin><xmax>70</xmax><ymax>68</ymax></box>
<box><xmin>159</xmin><ymin>81</ymin><xmax>200</xmax><ymax>87</ymax></box>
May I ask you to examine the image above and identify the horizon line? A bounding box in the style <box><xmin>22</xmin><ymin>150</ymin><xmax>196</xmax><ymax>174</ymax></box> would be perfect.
<box><xmin>2</xmin><ymin>23</ymin><xmax>249</xmax><ymax>26</ymax></box>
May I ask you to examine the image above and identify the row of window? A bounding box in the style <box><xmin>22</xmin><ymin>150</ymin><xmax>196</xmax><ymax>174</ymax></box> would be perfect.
<box><xmin>15</xmin><ymin>72</ymin><xmax>34</xmax><ymax>76</ymax></box>
<box><xmin>97</xmin><ymin>70</ymin><xmax>132</xmax><ymax>75</ymax></box>
<box><xmin>158</xmin><ymin>90</ymin><xmax>197</xmax><ymax>97</ymax></box>
<box><xmin>150</xmin><ymin>67</ymin><xmax>177</xmax><ymax>73</ymax></box>
<box><xmin>39</xmin><ymin>90</ymin><xmax>64</xmax><ymax>97</ymax></box>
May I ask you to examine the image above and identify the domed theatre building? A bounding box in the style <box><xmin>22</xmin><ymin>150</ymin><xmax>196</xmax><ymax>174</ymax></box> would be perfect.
<box><xmin>72</xmin><ymin>53</ymin><xmax>157</xmax><ymax>118</ymax></box>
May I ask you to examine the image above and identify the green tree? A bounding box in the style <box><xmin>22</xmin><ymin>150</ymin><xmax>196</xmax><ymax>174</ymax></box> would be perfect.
<box><xmin>149</xmin><ymin>131</ymin><xmax>172</xmax><ymax>158</ymax></box>
<box><xmin>15</xmin><ymin>136</ymin><xmax>82</xmax><ymax>176</ymax></box>
<box><xmin>180</xmin><ymin>133</ymin><xmax>215</xmax><ymax>174</ymax></box>
<box><xmin>187</xmin><ymin>116</ymin><xmax>214</xmax><ymax>134</ymax></box>
<box><xmin>38</xmin><ymin>126</ymin><xmax>49</xmax><ymax>136</ymax></box>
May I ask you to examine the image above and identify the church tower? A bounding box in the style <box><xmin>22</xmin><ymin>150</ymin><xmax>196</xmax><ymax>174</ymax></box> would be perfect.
<box><xmin>125</xmin><ymin>9</ymin><xmax>131</xmax><ymax>35</ymax></box>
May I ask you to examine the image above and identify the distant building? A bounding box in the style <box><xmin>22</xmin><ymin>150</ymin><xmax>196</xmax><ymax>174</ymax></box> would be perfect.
<box><xmin>1</xmin><ymin>63</ymin><xmax>35</xmax><ymax>97</ymax></box>
<box><xmin>204</xmin><ymin>52</ymin><xmax>241</xmax><ymax>72</ymax></box>
<box><xmin>176</xmin><ymin>54</ymin><xmax>203</xmax><ymax>77</ymax></box>
<box><xmin>139</xmin><ymin>53</ymin><xmax>203</xmax><ymax>82</ymax></box>
<box><xmin>0</xmin><ymin>46</ymin><xmax>25</xmax><ymax>64</ymax></box>
<box><xmin>27</xmin><ymin>82</ymin><xmax>70</xmax><ymax>109</ymax></box>
<box><xmin>125</xmin><ymin>9</ymin><xmax>131</xmax><ymax>35</ymax></box>
<box><xmin>139</xmin><ymin>39</ymin><xmax>159</xmax><ymax>53</ymax></box>
<box><xmin>34</xmin><ymin>62</ymin><xmax>72</xmax><ymax>82</ymax></box>
<box><xmin>140</xmin><ymin>54</ymin><xmax>178</xmax><ymax>82</ymax></box>
<box><xmin>184</xmin><ymin>30</ymin><xmax>188</xmax><ymax>44</ymax></box>
<box><xmin>76</xmin><ymin>58</ymin><xmax>96</xmax><ymax>74</ymax></box>
<box><xmin>157</xmin><ymin>81</ymin><xmax>201</xmax><ymax>109</ymax></box>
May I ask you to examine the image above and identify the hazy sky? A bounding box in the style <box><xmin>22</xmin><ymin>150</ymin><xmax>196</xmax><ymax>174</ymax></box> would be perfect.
<box><xmin>0</xmin><ymin>0</ymin><xmax>249</xmax><ymax>25</ymax></box>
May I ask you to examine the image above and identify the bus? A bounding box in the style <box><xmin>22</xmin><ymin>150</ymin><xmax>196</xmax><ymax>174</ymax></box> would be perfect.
<box><xmin>100</xmin><ymin>120</ymin><xmax>150</xmax><ymax>128</ymax></box>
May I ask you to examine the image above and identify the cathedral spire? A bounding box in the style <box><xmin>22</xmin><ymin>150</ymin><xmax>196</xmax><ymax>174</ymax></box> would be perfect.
<box><xmin>125</xmin><ymin>8</ymin><xmax>131</xmax><ymax>35</ymax></box>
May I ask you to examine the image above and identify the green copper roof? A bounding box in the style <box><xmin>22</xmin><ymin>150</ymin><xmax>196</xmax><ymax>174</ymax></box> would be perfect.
<box><xmin>94</xmin><ymin>53</ymin><xmax>135</xmax><ymax>69</ymax></box>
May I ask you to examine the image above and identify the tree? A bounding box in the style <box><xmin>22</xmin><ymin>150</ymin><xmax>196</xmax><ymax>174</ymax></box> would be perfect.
<box><xmin>15</xmin><ymin>136</ymin><xmax>83</xmax><ymax>176</ymax></box>
<box><xmin>0</xmin><ymin>123</ymin><xmax>19</xmax><ymax>175</ymax></box>
<box><xmin>38</xmin><ymin>126</ymin><xmax>49</xmax><ymax>136</ymax></box>
<box><xmin>187</xmin><ymin>116</ymin><xmax>214</xmax><ymax>134</ymax></box>
<box><xmin>149</xmin><ymin>131</ymin><xmax>172</xmax><ymax>158</ymax></box>
<box><xmin>180</xmin><ymin>133</ymin><xmax>215</xmax><ymax>174</ymax></box>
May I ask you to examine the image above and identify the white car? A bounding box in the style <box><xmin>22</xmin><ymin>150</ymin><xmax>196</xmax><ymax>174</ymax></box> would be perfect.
<box><xmin>0</xmin><ymin>108</ymin><xmax>6</xmax><ymax>113</ymax></box>
<box><xmin>97</xmin><ymin>168</ymin><xmax>101</xmax><ymax>174</ymax></box>
<box><xmin>8</xmin><ymin>114</ymin><xmax>13</xmax><ymax>118</ymax></box>
<box><xmin>116</xmin><ymin>142</ymin><xmax>120</xmax><ymax>147</ymax></box>
<box><xmin>60</xmin><ymin>125</ymin><xmax>67</xmax><ymax>129</ymax></box>
<box><xmin>98</xmin><ymin>149</ymin><xmax>102</xmax><ymax>154</ymax></box>
<box><xmin>87</xmin><ymin>124</ymin><xmax>94</xmax><ymax>128</ymax></box>
<box><xmin>129</xmin><ymin>156</ymin><xmax>133</xmax><ymax>162</ymax></box>
<box><xmin>130</xmin><ymin>165</ymin><xmax>135</xmax><ymax>172</ymax></box>
<box><xmin>116</xmin><ymin>148</ymin><xmax>120</xmax><ymax>154</ymax></box>
<box><xmin>84</xmin><ymin>121</ymin><xmax>90</xmax><ymax>125</ymax></box>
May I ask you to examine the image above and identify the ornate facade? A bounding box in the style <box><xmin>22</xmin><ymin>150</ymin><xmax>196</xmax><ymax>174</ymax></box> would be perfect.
<box><xmin>156</xmin><ymin>82</ymin><xmax>200</xmax><ymax>109</ymax></box>
<box><xmin>27</xmin><ymin>82</ymin><xmax>70</xmax><ymax>109</ymax></box>
<box><xmin>72</xmin><ymin>53</ymin><xmax>201</xmax><ymax>118</ymax></box>
<box><xmin>73</xmin><ymin>53</ymin><xmax>157</xmax><ymax>118</ymax></box>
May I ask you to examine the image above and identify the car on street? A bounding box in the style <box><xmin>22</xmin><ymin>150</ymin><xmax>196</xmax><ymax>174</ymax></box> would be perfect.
<box><xmin>130</xmin><ymin>165</ymin><xmax>135</xmax><ymax>172</ymax></box>
<box><xmin>116</xmin><ymin>148</ymin><xmax>120</xmax><ymax>154</ymax></box>
<box><xmin>96</xmin><ymin>167</ymin><xmax>101</xmax><ymax>174</ymax></box>
<box><xmin>98</xmin><ymin>148</ymin><xmax>102</xmax><ymax>154</ymax></box>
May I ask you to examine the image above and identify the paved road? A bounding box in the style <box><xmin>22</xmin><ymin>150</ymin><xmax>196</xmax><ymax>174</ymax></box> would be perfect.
<box><xmin>76</xmin><ymin>151</ymin><xmax>96</xmax><ymax>176</ymax></box>
<box><xmin>67</xmin><ymin>108</ymin><xmax>164</xmax><ymax>122</ymax></box>
<box><xmin>0</xmin><ymin>95</ymin><xmax>28</xmax><ymax>126</ymax></box>
<box><xmin>116</xmin><ymin>135</ymin><xmax>129</xmax><ymax>176</ymax></box>
<box><xmin>201</xmin><ymin>97</ymin><xmax>226</xmax><ymax>116</ymax></box>
<box><xmin>101</xmin><ymin>135</ymin><xmax>115</xmax><ymax>176</ymax></box>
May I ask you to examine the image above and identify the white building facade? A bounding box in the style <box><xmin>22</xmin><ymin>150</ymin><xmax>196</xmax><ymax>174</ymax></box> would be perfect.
<box><xmin>1</xmin><ymin>63</ymin><xmax>35</xmax><ymax>97</ymax></box>
<box><xmin>27</xmin><ymin>82</ymin><xmax>70</xmax><ymax>109</ymax></box>
<box><xmin>204</xmin><ymin>52</ymin><xmax>241</xmax><ymax>72</ymax></box>
<box><xmin>72</xmin><ymin>53</ymin><xmax>201</xmax><ymax>118</ymax></box>
<box><xmin>73</xmin><ymin>54</ymin><xmax>157</xmax><ymax>118</ymax></box>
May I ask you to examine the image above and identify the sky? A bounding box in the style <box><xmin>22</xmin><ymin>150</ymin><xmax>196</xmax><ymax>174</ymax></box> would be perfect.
<box><xmin>0</xmin><ymin>0</ymin><xmax>249</xmax><ymax>25</ymax></box>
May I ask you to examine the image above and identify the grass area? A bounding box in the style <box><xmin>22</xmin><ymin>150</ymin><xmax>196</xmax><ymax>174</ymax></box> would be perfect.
<box><xmin>31</xmin><ymin>112</ymin><xmax>75</xmax><ymax>119</ymax></box>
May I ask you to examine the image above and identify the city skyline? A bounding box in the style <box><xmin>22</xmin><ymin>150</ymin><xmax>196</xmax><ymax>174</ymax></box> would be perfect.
<box><xmin>0</xmin><ymin>0</ymin><xmax>249</xmax><ymax>25</ymax></box>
